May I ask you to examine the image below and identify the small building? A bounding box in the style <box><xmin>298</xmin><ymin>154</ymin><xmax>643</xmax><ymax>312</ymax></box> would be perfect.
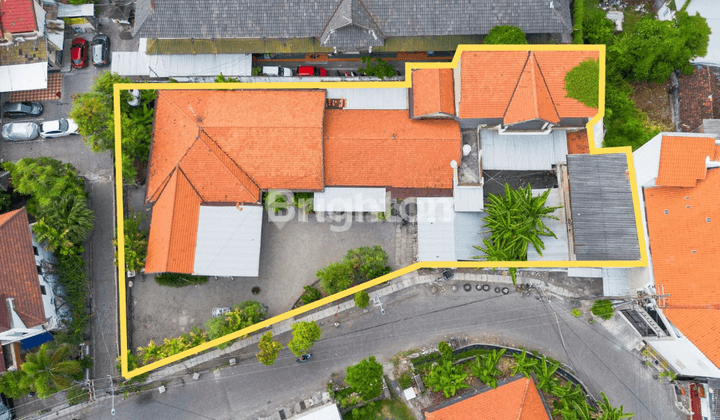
<box><xmin>0</xmin><ymin>0</ymin><xmax>51</xmax><ymax>92</ymax></box>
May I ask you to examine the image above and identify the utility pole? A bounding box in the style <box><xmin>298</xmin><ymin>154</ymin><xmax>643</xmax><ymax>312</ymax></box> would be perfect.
<box><xmin>107</xmin><ymin>375</ymin><xmax>116</xmax><ymax>416</ymax></box>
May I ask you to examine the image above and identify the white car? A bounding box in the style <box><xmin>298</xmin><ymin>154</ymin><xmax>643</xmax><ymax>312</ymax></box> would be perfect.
<box><xmin>262</xmin><ymin>66</ymin><xmax>293</xmax><ymax>77</ymax></box>
<box><xmin>39</xmin><ymin>118</ymin><xmax>79</xmax><ymax>138</ymax></box>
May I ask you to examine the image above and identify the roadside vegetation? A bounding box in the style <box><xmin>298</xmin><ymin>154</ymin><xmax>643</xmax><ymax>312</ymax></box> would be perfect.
<box><xmin>571</xmin><ymin>0</ymin><xmax>710</xmax><ymax>149</ymax></box>
<box><xmin>483</xmin><ymin>25</ymin><xmax>528</xmax><ymax>44</ymax></box>
<box><xmin>591</xmin><ymin>299</ymin><xmax>615</xmax><ymax>320</ymax></box>
<box><xmin>113</xmin><ymin>210</ymin><xmax>148</xmax><ymax>273</ymax></box>
<box><xmin>70</xmin><ymin>72</ymin><xmax>158</xmax><ymax>184</ymax></box>
<box><xmin>154</xmin><ymin>272</ymin><xmax>209</xmax><ymax>287</ymax></box>
<box><xmin>473</xmin><ymin>184</ymin><xmax>560</xmax><ymax>284</ymax></box>
<box><xmin>316</xmin><ymin>246</ymin><xmax>392</xmax><ymax>295</ymax></box>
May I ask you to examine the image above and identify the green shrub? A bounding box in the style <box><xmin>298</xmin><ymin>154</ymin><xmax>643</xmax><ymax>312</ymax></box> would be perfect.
<box><xmin>205</xmin><ymin>301</ymin><xmax>266</xmax><ymax>349</ymax></box>
<box><xmin>571</xmin><ymin>308</ymin><xmax>582</xmax><ymax>318</ymax></box>
<box><xmin>583</xmin><ymin>3</ymin><xmax>615</xmax><ymax>45</ymax></box>
<box><xmin>0</xmin><ymin>370</ymin><xmax>31</xmax><ymax>399</ymax></box>
<box><xmin>591</xmin><ymin>299</ymin><xmax>614</xmax><ymax>320</ymax></box>
<box><xmin>114</xmin><ymin>211</ymin><xmax>148</xmax><ymax>272</ymax></box>
<box><xmin>573</xmin><ymin>0</ymin><xmax>584</xmax><ymax>44</ymax></box>
<box><xmin>358</xmin><ymin>57</ymin><xmax>396</xmax><ymax>79</ymax></box>
<box><xmin>483</xmin><ymin>26</ymin><xmax>528</xmax><ymax>44</ymax></box>
<box><xmin>116</xmin><ymin>351</ymin><xmax>149</xmax><ymax>384</ymax></box>
<box><xmin>155</xmin><ymin>272</ymin><xmax>208</xmax><ymax>287</ymax></box>
<box><xmin>317</xmin><ymin>246</ymin><xmax>391</xmax><ymax>295</ymax></box>
<box><xmin>55</xmin><ymin>253</ymin><xmax>90</xmax><ymax>345</ymax></box>
<box><xmin>438</xmin><ymin>341</ymin><xmax>453</xmax><ymax>361</ymax></box>
<box><xmin>345</xmin><ymin>356</ymin><xmax>384</xmax><ymax>400</ymax></box>
<box><xmin>293</xmin><ymin>192</ymin><xmax>314</xmax><ymax>214</ymax></box>
<box><xmin>564</xmin><ymin>58</ymin><xmax>599</xmax><ymax>108</ymax></box>
<box><xmin>354</xmin><ymin>290</ymin><xmax>370</xmax><ymax>308</ymax></box>
<box><xmin>397</xmin><ymin>371</ymin><xmax>413</xmax><ymax>389</ymax></box>
<box><xmin>300</xmin><ymin>285</ymin><xmax>323</xmax><ymax>305</ymax></box>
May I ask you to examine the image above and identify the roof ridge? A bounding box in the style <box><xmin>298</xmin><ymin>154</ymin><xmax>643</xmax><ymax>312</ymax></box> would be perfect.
<box><xmin>502</xmin><ymin>51</ymin><xmax>531</xmax><ymax>121</ymax></box>
<box><xmin>516</xmin><ymin>378</ymin><xmax>531</xmax><ymax>420</ymax></box>
<box><xmin>529</xmin><ymin>51</ymin><xmax>560</xmax><ymax>123</ymax></box>
<box><xmin>0</xmin><ymin>208</ymin><xmax>24</xmax><ymax>228</ymax></box>
<box><xmin>197</xmin><ymin>130</ymin><xmax>261</xmax><ymax>202</ymax></box>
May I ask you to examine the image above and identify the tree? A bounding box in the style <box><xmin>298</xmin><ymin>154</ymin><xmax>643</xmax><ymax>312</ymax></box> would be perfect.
<box><xmin>354</xmin><ymin>290</ymin><xmax>370</xmax><ymax>308</ymax></box>
<box><xmin>0</xmin><ymin>369</ymin><xmax>31</xmax><ymax>399</ymax></box>
<box><xmin>583</xmin><ymin>5</ymin><xmax>615</xmax><ymax>45</ymax></box>
<box><xmin>470</xmin><ymin>349</ymin><xmax>505</xmax><ymax>389</ymax></box>
<box><xmin>484</xmin><ymin>26</ymin><xmax>527</xmax><ymax>44</ymax></box>
<box><xmin>21</xmin><ymin>344</ymin><xmax>82</xmax><ymax>399</ymax></box>
<box><xmin>609</xmin><ymin>12</ymin><xmax>710</xmax><ymax>83</ymax></box>
<box><xmin>301</xmin><ymin>285</ymin><xmax>323</xmax><ymax>305</ymax></box>
<box><xmin>591</xmin><ymin>299</ymin><xmax>614</xmax><ymax>320</ymax></box>
<box><xmin>474</xmin><ymin>184</ymin><xmax>561</xmax><ymax>284</ymax></box>
<box><xmin>535</xmin><ymin>356</ymin><xmax>560</xmax><ymax>393</ymax></box>
<box><xmin>70</xmin><ymin>92</ymin><xmax>115</xmax><ymax>152</ymax></box>
<box><xmin>345</xmin><ymin>356</ymin><xmax>384</xmax><ymax>400</ymax></box>
<box><xmin>345</xmin><ymin>246</ymin><xmax>391</xmax><ymax>283</ymax></box>
<box><xmin>317</xmin><ymin>261</ymin><xmax>354</xmax><ymax>295</ymax></box>
<box><xmin>3</xmin><ymin>158</ymin><xmax>86</xmax><ymax>215</ymax></box>
<box><xmin>425</xmin><ymin>360</ymin><xmax>470</xmax><ymax>398</ymax></box>
<box><xmin>37</xmin><ymin>194</ymin><xmax>95</xmax><ymax>245</ymax></box>
<box><xmin>358</xmin><ymin>57</ymin><xmax>397</xmax><ymax>79</ymax></box>
<box><xmin>565</xmin><ymin>58</ymin><xmax>600</xmax><ymax>108</ymax></box>
<box><xmin>256</xmin><ymin>332</ymin><xmax>283</xmax><ymax>366</ymax></box>
<box><xmin>287</xmin><ymin>321</ymin><xmax>321</xmax><ymax>357</ymax></box>
<box><xmin>115</xmin><ymin>211</ymin><xmax>149</xmax><ymax>272</ymax></box>
<box><xmin>511</xmin><ymin>349</ymin><xmax>538</xmax><ymax>378</ymax></box>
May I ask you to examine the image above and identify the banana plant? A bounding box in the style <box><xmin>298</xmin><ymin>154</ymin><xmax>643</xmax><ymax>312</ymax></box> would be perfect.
<box><xmin>535</xmin><ymin>356</ymin><xmax>560</xmax><ymax>393</ymax></box>
<box><xmin>511</xmin><ymin>349</ymin><xmax>538</xmax><ymax>378</ymax></box>
<box><xmin>597</xmin><ymin>392</ymin><xmax>634</xmax><ymax>420</ymax></box>
<box><xmin>470</xmin><ymin>349</ymin><xmax>506</xmax><ymax>389</ymax></box>
<box><xmin>424</xmin><ymin>360</ymin><xmax>470</xmax><ymax>398</ymax></box>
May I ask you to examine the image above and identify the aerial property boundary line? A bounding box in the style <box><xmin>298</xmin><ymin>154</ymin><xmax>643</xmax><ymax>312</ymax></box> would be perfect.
<box><xmin>114</xmin><ymin>43</ymin><xmax>648</xmax><ymax>378</ymax></box>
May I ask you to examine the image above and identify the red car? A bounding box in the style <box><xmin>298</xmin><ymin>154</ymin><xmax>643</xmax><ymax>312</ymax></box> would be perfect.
<box><xmin>71</xmin><ymin>38</ymin><xmax>88</xmax><ymax>69</ymax></box>
<box><xmin>298</xmin><ymin>66</ymin><xmax>327</xmax><ymax>77</ymax></box>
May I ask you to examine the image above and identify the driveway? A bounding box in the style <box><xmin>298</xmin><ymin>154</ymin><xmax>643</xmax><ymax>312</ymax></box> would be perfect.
<box><xmin>130</xmin><ymin>210</ymin><xmax>397</xmax><ymax>351</ymax></box>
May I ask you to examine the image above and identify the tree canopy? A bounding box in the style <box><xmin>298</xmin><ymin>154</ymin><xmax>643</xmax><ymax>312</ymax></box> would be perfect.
<box><xmin>21</xmin><ymin>344</ymin><xmax>82</xmax><ymax>399</ymax></box>
<box><xmin>287</xmin><ymin>321</ymin><xmax>321</xmax><ymax>357</ymax></box>
<box><xmin>345</xmin><ymin>356</ymin><xmax>384</xmax><ymax>400</ymax></box>
<box><xmin>317</xmin><ymin>246</ymin><xmax>391</xmax><ymax>295</ymax></box>
<box><xmin>483</xmin><ymin>26</ymin><xmax>528</xmax><ymax>44</ymax></box>
<box><xmin>256</xmin><ymin>332</ymin><xmax>283</xmax><ymax>366</ymax></box>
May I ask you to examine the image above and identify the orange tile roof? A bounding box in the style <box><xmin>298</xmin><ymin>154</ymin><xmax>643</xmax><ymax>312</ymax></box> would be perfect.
<box><xmin>323</xmin><ymin>109</ymin><xmax>461</xmax><ymax>189</ymax></box>
<box><xmin>0</xmin><ymin>208</ymin><xmax>46</xmax><ymax>328</ymax></box>
<box><xmin>145</xmin><ymin>170</ymin><xmax>202</xmax><ymax>274</ymax></box>
<box><xmin>147</xmin><ymin>90</ymin><xmax>326</xmax><ymax>202</ymax></box>
<box><xmin>656</xmin><ymin>135</ymin><xmax>720</xmax><ymax>187</ymax></box>
<box><xmin>504</xmin><ymin>53</ymin><xmax>559</xmax><ymax>125</ymax></box>
<box><xmin>567</xmin><ymin>130</ymin><xmax>590</xmax><ymax>154</ymax></box>
<box><xmin>425</xmin><ymin>377</ymin><xmax>550</xmax><ymax>420</ymax></box>
<box><xmin>458</xmin><ymin>51</ymin><xmax>598</xmax><ymax>122</ymax></box>
<box><xmin>644</xmin><ymin>168</ymin><xmax>720</xmax><ymax>368</ymax></box>
<box><xmin>412</xmin><ymin>69</ymin><xmax>455</xmax><ymax>117</ymax></box>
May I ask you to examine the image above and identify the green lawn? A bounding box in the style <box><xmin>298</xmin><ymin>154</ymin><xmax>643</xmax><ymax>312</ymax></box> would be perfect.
<box><xmin>342</xmin><ymin>398</ymin><xmax>414</xmax><ymax>420</ymax></box>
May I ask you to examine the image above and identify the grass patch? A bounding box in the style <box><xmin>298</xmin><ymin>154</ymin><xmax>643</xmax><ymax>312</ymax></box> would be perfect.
<box><xmin>397</xmin><ymin>371</ymin><xmax>413</xmax><ymax>389</ymax></box>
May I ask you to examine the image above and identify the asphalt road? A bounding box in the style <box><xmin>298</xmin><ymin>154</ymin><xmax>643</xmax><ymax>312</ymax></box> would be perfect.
<box><xmin>71</xmin><ymin>285</ymin><xmax>681</xmax><ymax>420</ymax></box>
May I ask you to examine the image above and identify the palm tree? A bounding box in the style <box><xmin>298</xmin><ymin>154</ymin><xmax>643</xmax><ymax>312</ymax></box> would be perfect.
<box><xmin>425</xmin><ymin>360</ymin><xmax>470</xmax><ymax>398</ymax></box>
<box><xmin>39</xmin><ymin>194</ymin><xmax>95</xmax><ymax>245</ymax></box>
<box><xmin>511</xmin><ymin>349</ymin><xmax>538</xmax><ymax>378</ymax></box>
<box><xmin>597</xmin><ymin>391</ymin><xmax>634</xmax><ymax>420</ymax></box>
<box><xmin>21</xmin><ymin>344</ymin><xmax>82</xmax><ymax>399</ymax></box>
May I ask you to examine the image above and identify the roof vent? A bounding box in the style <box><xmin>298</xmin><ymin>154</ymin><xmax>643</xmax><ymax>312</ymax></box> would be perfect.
<box><xmin>692</xmin><ymin>250</ymin><xmax>697</xmax><ymax>253</ymax></box>
<box><xmin>685</xmin><ymin>196</ymin><xmax>690</xmax><ymax>200</ymax></box>
<box><xmin>707</xmin><ymin>217</ymin><xmax>711</xmax><ymax>222</ymax></box>
<box><xmin>664</xmin><ymin>210</ymin><xmax>669</xmax><ymax>214</ymax></box>
<box><xmin>686</xmin><ymin>205</ymin><xmax>691</xmax><ymax>209</ymax></box>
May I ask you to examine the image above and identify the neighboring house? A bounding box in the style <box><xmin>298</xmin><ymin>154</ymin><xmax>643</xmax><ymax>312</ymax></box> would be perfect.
<box><xmin>677</xmin><ymin>66</ymin><xmax>720</xmax><ymax>133</ymax></box>
<box><xmin>132</xmin><ymin>0</ymin><xmax>572</xmax><ymax>55</ymax></box>
<box><xmin>685</xmin><ymin>0</ymin><xmax>720</xmax><ymax>67</ymax></box>
<box><xmin>0</xmin><ymin>0</ymin><xmax>56</xmax><ymax>92</ymax></box>
<box><xmin>143</xmin><ymin>47</ymin><xmax>634</xmax><ymax>278</ymax></box>
<box><xmin>0</xmin><ymin>208</ymin><xmax>60</xmax><ymax>373</ymax></box>
<box><xmin>424</xmin><ymin>375</ymin><xmax>552</xmax><ymax>420</ymax></box>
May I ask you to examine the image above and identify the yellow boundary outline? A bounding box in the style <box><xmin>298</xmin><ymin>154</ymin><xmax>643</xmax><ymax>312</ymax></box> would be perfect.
<box><xmin>115</xmin><ymin>43</ymin><xmax>647</xmax><ymax>378</ymax></box>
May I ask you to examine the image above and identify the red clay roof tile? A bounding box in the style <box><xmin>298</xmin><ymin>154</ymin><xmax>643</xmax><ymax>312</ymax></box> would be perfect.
<box><xmin>425</xmin><ymin>377</ymin><xmax>550</xmax><ymax>420</ymax></box>
<box><xmin>656</xmin><ymin>135</ymin><xmax>718</xmax><ymax>187</ymax></box>
<box><xmin>645</xmin><ymin>168</ymin><xmax>720</xmax><ymax>368</ymax></box>
<box><xmin>567</xmin><ymin>130</ymin><xmax>590</xmax><ymax>154</ymax></box>
<box><xmin>412</xmin><ymin>69</ymin><xmax>455</xmax><ymax>117</ymax></box>
<box><xmin>0</xmin><ymin>208</ymin><xmax>46</xmax><ymax>328</ymax></box>
<box><xmin>504</xmin><ymin>53</ymin><xmax>559</xmax><ymax>125</ymax></box>
<box><xmin>0</xmin><ymin>0</ymin><xmax>37</xmax><ymax>34</ymax></box>
<box><xmin>323</xmin><ymin>109</ymin><xmax>461</xmax><ymax>189</ymax></box>
<box><xmin>145</xmin><ymin>170</ymin><xmax>202</xmax><ymax>274</ymax></box>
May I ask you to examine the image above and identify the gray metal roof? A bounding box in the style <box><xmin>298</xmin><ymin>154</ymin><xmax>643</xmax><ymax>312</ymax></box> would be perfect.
<box><xmin>567</xmin><ymin>154</ymin><xmax>641</xmax><ymax>261</ymax></box>
<box><xmin>133</xmin><ymin>0</ymin><xmax>573</xmax><ymax>47</ymax></box>
<box><xmin>702</xmin><ymin>119</ymin><xmax>720</xmax><ymax>135</ymax></box>
<box><xmin>193</xmin><ymin>205</ymin><xmax>263</xmax><ymax>277</ymax></box>
<box><xmin>321</xmin><ymin>0</ymin><xmax>383</xmax><ymax>49</ymax></box>
<box><xmin>454</xmin><ymin>211</ymin><xmax>488</xmax><ymax>261</ymax></box>
<box><xmin>454</xmin><ymin>185</ymin><xmax>484</xmax><ymax>212</ymax></box>
<box><xmin>417</xmin><ymin>197</ymin><xmax>456</xmax><ymax>261</ymax></box>
<box><xmin>527</xmin><ymin>188</ymin><xmax>569</xmax><ymax>261</ymax></box>
<box><xmin>325</xmin><ymin>88</ymin><xmax>408</xmax><ymax>109</ymax></box>
<box><xmin>602</xmin><ymin>268</ymin><xmax>629</xmax><ymax>296</ymax></box>
<box><xmin>480</xmin><ymin>129</ymin><xmax>568</xmax><ymax>171</ymax></box>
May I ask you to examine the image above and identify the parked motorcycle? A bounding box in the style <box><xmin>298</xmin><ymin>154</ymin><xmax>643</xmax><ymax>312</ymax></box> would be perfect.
<box><xmin>296</xmin><ymin>353</ymin><xmax>313</xmax><ymax>363</ymax></box>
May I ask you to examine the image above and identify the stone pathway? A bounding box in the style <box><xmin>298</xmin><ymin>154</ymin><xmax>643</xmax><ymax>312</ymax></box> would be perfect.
<box><xmin>394</xmin><ymin>221</ymin><xmax>418</xmax><ymax>268</ymax></box>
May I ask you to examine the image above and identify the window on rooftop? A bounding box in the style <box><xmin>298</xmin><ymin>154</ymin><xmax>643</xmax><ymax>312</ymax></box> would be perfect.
<box><xmin>36</xmin><ymin>265</ymin><xmax>42</xmax><ymax>274</ymax></box>
<box><xmin>33</xmin><ymin>246</ymin><xmax>38</xmax><ymax>256</ymax></box>
<box><xmin>40</xmin><ymin>285</ymin><xmax>46</xmax><ymax>295</ymax></box>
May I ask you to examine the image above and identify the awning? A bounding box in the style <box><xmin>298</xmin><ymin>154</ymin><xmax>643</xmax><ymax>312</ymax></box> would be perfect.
<box><xmin>193</xmin><ymin>205</ymin><xmax>263</xmax><ymax>277</ymax></box>
<box><xmin>314</xmin><ymin>188</ymin><xmax>386</xmax><ymax>213</ymax></box>
<box><xmin>0</xmin><ymin>63</ymin><xmax>47</xmax><ymax>93</ymax></box>
<box><xmin>417</xmin><ymin>197</ymin><xmax>456</xmax><ymax>261</ymax></box>
<box><xmin>20</xmin><ymin>332</ymin><xmax>54</xmax><ymax>350</ymax></box>
<box><xmin>57</xmin><ymin>3</ymin><xmax>94</xmax><ymax>17</ymax></box>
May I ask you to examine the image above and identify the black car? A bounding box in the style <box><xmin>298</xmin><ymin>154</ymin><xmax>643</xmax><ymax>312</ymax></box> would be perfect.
<box><xmin>2</xmin><ymin>101</ymin><xmax>43</xmax><ymax>118</ymax></box>
<box><xmin>91</xmin><ymin>34</ymin><xmax>110</xmax><ymax>67</ymax></box>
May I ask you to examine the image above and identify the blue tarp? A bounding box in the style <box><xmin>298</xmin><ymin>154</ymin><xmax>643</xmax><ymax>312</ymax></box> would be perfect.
<box><xmin>20</xmin><ymin>332</ymin><xmax>54</xmax><ymax>350</ymax></box>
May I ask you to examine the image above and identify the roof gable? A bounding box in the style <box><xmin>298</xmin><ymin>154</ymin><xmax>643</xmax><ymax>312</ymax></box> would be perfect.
<box><xmin>656</xmin><ymin>135</ymin><xmax>719</xmax><ymax>187</ymax></box>
<box><xmin>0</xmin><ymin>208</ymin><xmax>46</xmax><ymax>328</ymax></box>
<box><xmin>412</xmin><ymin>69</ymin><xmax>455</xmax><ymax>117</ymax></box>
<box><xmin>504</xmin><ymin>53</ymin><xmax>559</xmax><ymax>125</ymax></box>
<box><xmin>321</xmin><ymin>0</ymin><xmax>383</xmax><ymax>49</ymax></box>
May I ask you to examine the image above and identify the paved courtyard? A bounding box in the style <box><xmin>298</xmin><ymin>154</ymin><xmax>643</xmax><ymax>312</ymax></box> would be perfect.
<box><xmin>128</xmin><ymin>197</ymin><xmax>399</xmax><ymax>350</ymax></box>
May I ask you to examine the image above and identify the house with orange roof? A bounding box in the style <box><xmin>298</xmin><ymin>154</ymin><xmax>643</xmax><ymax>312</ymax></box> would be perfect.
<box><xmin>607</xmin><ymin>132</ymin><xmax>720</xmax><ymax>409</ymax></box>
<box><xmin>141</xmin><ymin>48</ymin><xmax>637</xmax><ymax>278</ymax></box>
<box><xmin>423</xmin><ymin>375</ymin><xmax>552</xmax><ymax>420</ymax></box>
<box><xmin>0</xmin><ymin>208</ymin><xmax>63</xmax><ymax>373</ymax></box>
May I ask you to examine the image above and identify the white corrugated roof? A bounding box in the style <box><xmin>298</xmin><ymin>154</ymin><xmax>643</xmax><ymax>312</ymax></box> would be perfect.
<box><xmin>325</xmin><ymin>88</ymin><xmax>408</xmax><ymax>109</ymax></box>
<box><xmin>295</xmin><ymin>404</ymin><xmax>342</xmax><ymax>420</ymax></box>
<box><xmin>417</xmin><ymin>197</ymin><xmax>456</xmax><ymax>261</ymax></box>
<box><xmin>480</xmin><ymin>129</ymin><xmax>568</xmax><ymax>170</ymax></box>
<box><xmin>313</xmin><ymin>188</ymin><xmax>386</xmax><ymax>212</ymax></box>
<box><xmin>454</xmin><ymin>185</ymin><xmax>483</xmax><ymax>212</ymax></box>
<box><xmin>193</xmin><ymin>205</ymin><xmax>263</xmax><ymax>277</ymax></box>
<box><xmin>527</xmin><ymin>188</ymin><xmax>569</xmax><ymax>261</ymax></box>
<box><xmin>0</xmin><ymin>62</ymin><xmax>47</xmax><ymax>92</ymax></box>
<box><xmin>602</xmin><ymin>268</ymin><xmax>629</xmax><ymax>296</ymax></box>
<box><xmin>454</xmin><ymin>211</ymin><xmax>487</xmax><ymax>261</ymax></box>
<box><xmin>57</xmin><ymin>3</ymin><xmax>94</xmax><ymax>17</ymax></box>
<box><xmin>567</xmin><ymin>267</ymin><xmax>602</xmax><ymax>278</ymax></box>
<box><xmin>111</xmin><ymin>51</ymin><xmax>150</xmax><ymax>76</ymax></box>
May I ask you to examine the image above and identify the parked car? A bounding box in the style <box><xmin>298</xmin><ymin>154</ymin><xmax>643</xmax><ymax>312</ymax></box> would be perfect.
<box><xmin>298</xmin><ymin>66</ymin><xmax>327</xmax><ymax>77</ymax></box>
<box><xmin>91</xmin><ymin>34</ymin><xmax>110</xmax><ymax>67</ymax></box>
<box><xmin>1</xmin><ymin>122</ymin><xmax>40</xmax><ymax>141</ymax></box>
<box><xmin>262</xmin><ymin>66</ymin><xmax>293</xmax><ymax>77</ymax></box>
<box><xmin>71</xmin><ymin>38</ymin><xmax>88</xmax><ymax>69</ymax></box>
<box><xmin>39</xmin><ymin>118</ymin><xmax>79</xmax><ymax>138</ymax></box>
<box><xmin>127</xmin><ymin>89</ymin><xmax>141</xmax><ymax>107</ymax></box>
<box><xmin>2</xmin><ymin>101</ymin><xmax>43</xmax><ymax>118</ymax></box>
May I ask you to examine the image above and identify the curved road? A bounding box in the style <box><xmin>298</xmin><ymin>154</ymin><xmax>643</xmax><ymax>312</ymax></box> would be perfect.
<box><xmin>73</xmin><ymin>284</ymin><xmax>680</xmax><ymax>420</ymax></box>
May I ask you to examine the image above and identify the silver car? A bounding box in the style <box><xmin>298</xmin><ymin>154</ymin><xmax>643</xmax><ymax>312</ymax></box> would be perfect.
<box><xmin>1</xmin><ymin>122</ymin><xmax>40</xmax><ymax>141</ymax></box>
<box><xmin>39</xmin><ymin>118</ymin><xmax>79</xmax><ymax>138</ymax></box>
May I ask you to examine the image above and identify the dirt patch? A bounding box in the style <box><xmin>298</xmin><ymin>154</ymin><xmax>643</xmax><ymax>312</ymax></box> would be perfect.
<box><xmin>629</xmin><ymin>81</ymin><xmax>673</xmax><ymax>131</ymax></box>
